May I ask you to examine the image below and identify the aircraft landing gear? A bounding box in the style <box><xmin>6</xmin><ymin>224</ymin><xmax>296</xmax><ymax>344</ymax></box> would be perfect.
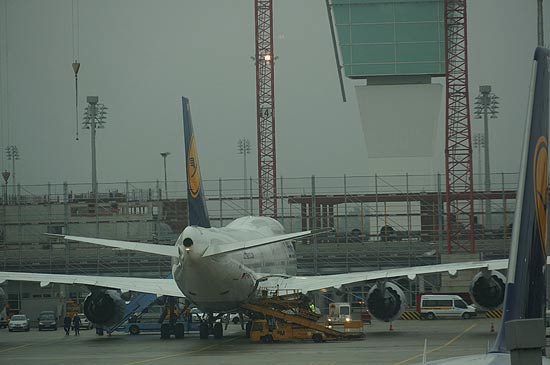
<box><xmin>199</xmin><ymin>313</ymin><xmax>224</xmax><ymax>339</ymax></box>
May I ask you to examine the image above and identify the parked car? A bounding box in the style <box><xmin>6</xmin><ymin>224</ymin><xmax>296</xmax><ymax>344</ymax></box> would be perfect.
<box><xmin>73</xmin><ymin>313</ymin><xmax>93</xmax><ymax>330</ymax></box>
<box><xmin>38</xmin><ymin>311</ymin><xmax>57</xmax><ymax>331</ymax></box>
<box><xmin>8</xmin><ymin>314</ymin><xmax>30</xmax><ymax>332</ymax></box>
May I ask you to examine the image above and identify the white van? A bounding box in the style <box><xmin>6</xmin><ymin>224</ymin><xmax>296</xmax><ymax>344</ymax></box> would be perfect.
<box><xmin>420</xmin><ymin>295</ymin><xmax>476</xmax><ymax>320</ymax></box>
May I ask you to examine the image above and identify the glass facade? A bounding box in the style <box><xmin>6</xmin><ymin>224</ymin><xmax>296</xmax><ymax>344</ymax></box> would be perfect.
<box><xmin>332</xmin><ymin>0</ymin><xmax>445</xmax><ymax>78</ymax></box>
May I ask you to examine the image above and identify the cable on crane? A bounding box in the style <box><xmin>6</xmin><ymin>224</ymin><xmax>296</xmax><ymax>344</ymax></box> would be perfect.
<box><xmin>72</xmin><ymin>0</ymin><xmax>81</xmax><ymax>141</ymax></box>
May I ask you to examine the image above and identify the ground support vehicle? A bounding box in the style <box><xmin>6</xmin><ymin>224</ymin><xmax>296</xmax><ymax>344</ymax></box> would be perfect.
<box><xmin>118</xmin><ymin>312</ymin><xmax>200</xmax><ymax>336</ymax></box>
<box><xmin>242</xmin><ymin>291</ymin><xmax>364</xmax><ymax>343</ymax></box>
<box><xmin>420</xmin><ymin>294</ymin><xmax>477</xmax><ymax>320</ymax></box>
<box><xmin>115</xmin><ymin>297</ymin><xmax>189</xmax><ymax>339</ymax></box>
<box><xmin>250</xmin><ymin>319</ymin><xmax>328</xmax><ymax>343</ymax></box>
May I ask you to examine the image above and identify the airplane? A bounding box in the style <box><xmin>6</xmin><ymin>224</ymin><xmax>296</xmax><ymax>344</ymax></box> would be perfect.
<box><xmin>0</xmin><ymin>94</ymin><xmax>519</xmax><ymax>339</ymax></box>
<box><xmin>414</xmin><ymin>46</ymin><xmax>550</xmax><ymax>364</ymax></box>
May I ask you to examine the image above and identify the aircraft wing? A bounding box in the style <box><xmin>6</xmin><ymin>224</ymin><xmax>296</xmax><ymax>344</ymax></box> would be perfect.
<box><xmin>266</xmin><ymin>259</ymin><xmax>509</xmax><ymax>293</ymax></box>
<box><xmin>46</xmin><ymin>234</ymin><xmax>179</xmax><ymax>257</ymax></box>
<box><xmin>0</xmin><ymin>271</ymin><xmax>184</xmax><ymax>297</ymax></box>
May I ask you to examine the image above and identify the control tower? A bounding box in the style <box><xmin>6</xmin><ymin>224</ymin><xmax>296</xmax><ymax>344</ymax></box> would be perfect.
<box><xmin>330</xmin><ymin>0</ymin><xmax>445</xmax><ymax>174</ymax></box>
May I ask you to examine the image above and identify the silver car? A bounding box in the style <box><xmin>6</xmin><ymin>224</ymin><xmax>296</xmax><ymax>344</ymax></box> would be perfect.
<box><xmin>75</xmin><ymin>313</ymin><xmax>93</xmax><ymax>330</ymax></box>
<box><xmin>8</xmin><ymin>314</ymin><xmax>30</xmax><ymax>332</ymax></box>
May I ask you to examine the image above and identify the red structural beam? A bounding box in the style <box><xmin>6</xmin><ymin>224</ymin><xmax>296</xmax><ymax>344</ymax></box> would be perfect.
<box><xmin>444</xmin><ymin>0</ymin><xmax>475</xmax><ymax>253</ymax></box>
<box><xmin>254</xmin><ymin>0</ymin><xmax>277</xmax><ymax>217</ymax></box>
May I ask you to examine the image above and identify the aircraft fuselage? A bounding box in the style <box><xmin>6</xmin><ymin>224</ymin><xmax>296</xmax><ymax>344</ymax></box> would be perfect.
<box><xmin>172</xmin><ymin>216</ymin><xmax>297</xmax><ymax>312</ymax></box>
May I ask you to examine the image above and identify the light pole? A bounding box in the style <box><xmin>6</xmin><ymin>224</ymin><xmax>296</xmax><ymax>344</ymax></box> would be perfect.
<box><xmin>238</xmin><ymin>138</ymin><xmax>251</xmax><ymax>214</ymax></box>
<box><xmin>82</xmin><ymin>96</ymin><xmax>108</xmax><ymax>198</ymax></box>
<box><xmin>5</xmin><ymin>145</ymin><xmax>19</xmax><ymax>200</ymax></box>
<box><xmin>474</xmin><ymin>85</ymin><xmax>499</xmax><ymax>233</ymax></box>
<box><xmin>160</xmin><ymin>152</ymin><xmax>170</xmax><ymax>200</ymax></box>
<box><xmin>472</xmin><ymin>133</ymin><xmax>484</xmax><ymax>191</ymax></box>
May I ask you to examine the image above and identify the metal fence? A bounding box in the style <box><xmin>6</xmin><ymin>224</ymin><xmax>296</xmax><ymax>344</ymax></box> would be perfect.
<box><xmin>0</xmin><ymin>173</ymin><xmax>517</xmax><ymax>242</ymax></box>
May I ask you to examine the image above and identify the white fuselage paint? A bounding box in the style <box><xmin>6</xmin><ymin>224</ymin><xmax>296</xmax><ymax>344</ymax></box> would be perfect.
<box><xmin>171</xmin><ymin>216</ymin><xmax>297</xmax><ymax>312</ymax></box>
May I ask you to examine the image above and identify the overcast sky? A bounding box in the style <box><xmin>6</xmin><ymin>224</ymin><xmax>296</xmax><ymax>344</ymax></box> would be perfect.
<box><xmin>0</xmin><ymin>0</ymin><xmax>547</xmax><ymax>188</ymax></box>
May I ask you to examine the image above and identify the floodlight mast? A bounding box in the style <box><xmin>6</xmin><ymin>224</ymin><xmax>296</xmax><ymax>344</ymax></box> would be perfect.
<box><xmin>82</xmin><ymin>96</ymin><xmax>108</xmax><ymax>198</ymax></box>
<box><xmin>474</xmin><ymin>85</ymin><xmax>499</xmax><ymax>233</ymax></box>
<box><xmin>5</xmin><ymin>145</ymin><xmax>19</xmax><ymax>200</ymax></box>
<box><xmin>238</xmin><ymin>138</ymin><xmax>251</xmax><ymax>214</ymax></box>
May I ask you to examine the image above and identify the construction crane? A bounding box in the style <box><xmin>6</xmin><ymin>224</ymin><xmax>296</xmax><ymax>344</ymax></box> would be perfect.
<box><xmin>254</xmin><ymin>0</ymin><xmax>277</xmax><ymax>218</ymax></box>
<box><xmin>444</xmin><ymin>0</ymin><xmax>475</xmax><ymax>253</ymax></box>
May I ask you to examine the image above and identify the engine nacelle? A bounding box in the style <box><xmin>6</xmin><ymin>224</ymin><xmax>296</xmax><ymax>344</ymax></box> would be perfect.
<box><xmin>469</xmin><ymin>270</ymin><xmax>506</xmax><ymax>310</ymax></box>
<box><xmin>367</xmin><ymin>282</ymin><xmax>406</xmax><ymax>322</ymax></box>
<box><xmin>83</xmin><ymin>289</ymin><xmax>126</xmax><ymax>327</ymax></box>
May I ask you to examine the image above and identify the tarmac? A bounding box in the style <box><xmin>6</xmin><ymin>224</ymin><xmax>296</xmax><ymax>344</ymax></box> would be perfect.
<box><xmin>0</xmin><ymin>318</ymin><xmax>505</xmax><ymax>365</ymax></box>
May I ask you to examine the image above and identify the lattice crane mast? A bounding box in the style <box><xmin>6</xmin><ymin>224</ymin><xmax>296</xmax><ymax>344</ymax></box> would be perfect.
<box><xmin>254</xmin><ymin>0</ymin><xmax>277</xmax><ymax>217</ymax></box>
<box><xmin>444</xmin><ymin>0</ymin><xmax>475</xmax><ymax>253</ymax></box>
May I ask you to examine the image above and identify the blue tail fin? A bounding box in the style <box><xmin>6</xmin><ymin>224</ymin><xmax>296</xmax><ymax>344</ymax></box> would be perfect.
<box><xmin>491</xmin><ymin>47</ymin><xmax>549</xmax><ymax>352</ymax></box>
<box><xmin>182</xmin><ymin>97</ymin><xmax>211</xmax><ymax>228</ymax></box>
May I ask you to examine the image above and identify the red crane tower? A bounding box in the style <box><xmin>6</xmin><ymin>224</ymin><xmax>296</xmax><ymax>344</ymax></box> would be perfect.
<box><xmin>254</xmin><ymin>0</ymin><xmax>277</xmax><ymax>217</ymax></box>
<box><xmin>444</xmin><ymin>0</ymin><xmax>475</xmax><ymax>253</ymax></box>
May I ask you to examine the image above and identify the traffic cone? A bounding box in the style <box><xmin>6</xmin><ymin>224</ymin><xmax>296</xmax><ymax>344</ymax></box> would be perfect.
<box><xmin>490</xmin><ymin>322</ymin><xmax>495</xmax><ymax>333</ymax></box>
<box><xmin>389</xmin><ymin>322</ymin><xmax>394</xmax><ymax>331</ymax></box>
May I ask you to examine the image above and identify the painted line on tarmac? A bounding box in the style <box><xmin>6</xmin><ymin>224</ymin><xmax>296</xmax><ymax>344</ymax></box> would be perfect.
<box><xmin>0</xmin><ymin>333</ymin><xmax>98</xmax><ymax>356</ymax></box>
<box><xmin>0</xmin><ymin>343</ymin><xmax>32</xmax><ymax>354</ymax></box>
<box><xmin>391</xmin><ymin>323</ymin><xmax>478</xmax><ymax>365</ymax></box>
<box><xmin>121</xmin><ymin>336</ymin><xmax>241</xmax><ymax>365</ymax></box>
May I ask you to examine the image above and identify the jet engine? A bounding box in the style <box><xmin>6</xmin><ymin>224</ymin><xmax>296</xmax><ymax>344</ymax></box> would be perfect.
<box><xmin>469</xmin><ymin>270</ymin><xmax>506</xmax><ymax>310</ymax></box>
<box><xmin>366</xmin><ymin>282</ymin><xmax>406</xmax><ymax>322</ymax></box>
<box><xmin>83</xmin><ymin>289</ymin><xmax>126</xmax><ymax>327</ymax></box>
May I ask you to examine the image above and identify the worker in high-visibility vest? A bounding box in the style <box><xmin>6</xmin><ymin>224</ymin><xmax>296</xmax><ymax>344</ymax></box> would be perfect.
<box><xmin>309</xmin><ymin>303</ymin><xmax>316</xmax><ymax>312</ymax></box>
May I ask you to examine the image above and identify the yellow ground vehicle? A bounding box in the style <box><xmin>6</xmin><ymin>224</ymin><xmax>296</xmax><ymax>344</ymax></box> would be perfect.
<box><xmin>250</xmin><ymin>319</ymin><xmax>327</xmax><ymax>343</ymax></box>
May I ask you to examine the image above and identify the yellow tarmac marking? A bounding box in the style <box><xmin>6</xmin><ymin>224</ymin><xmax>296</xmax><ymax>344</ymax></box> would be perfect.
<box><xmin>122</xmin><ymin>336</ymin><xmax>241</xmax><ymax>365</ymax></box>
<box><xmin>391</xmin><ymin>323</ymin><xmax>477</xmax><ymax>365</ymax></box>
<box><xmin>0</xmin><ymin>343</ymin><xmax>32</xmax><ymax>354</ymax></box>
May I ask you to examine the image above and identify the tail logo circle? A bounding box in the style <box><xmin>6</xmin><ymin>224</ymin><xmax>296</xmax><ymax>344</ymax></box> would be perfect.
<box><xmin>534</xmin><ymin>136</ymin><xmax>547</xmax><ymax>255</ymax></box>
<box><xmin>187</xmin><ymin>136</ymin><xmax>201</xmax><ymax>198</ymax></box>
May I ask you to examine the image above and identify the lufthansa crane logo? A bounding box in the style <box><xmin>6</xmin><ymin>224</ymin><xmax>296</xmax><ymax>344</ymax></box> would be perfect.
<box><xmin>534</xmin><ymin>135</ymin><xmax>548</xmax><ymax>255</ymax></box>
<box><xmin>187</xmin><ymin>136</ymin><xmax>201</xmax><ymax>199</ymax></box>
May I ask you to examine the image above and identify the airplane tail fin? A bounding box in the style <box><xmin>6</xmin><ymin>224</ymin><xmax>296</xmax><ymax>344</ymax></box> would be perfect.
<box><xmin>182</xmin><ymin>97</ymin><xmax>211</xmax><ymax>228</ymax></box>
<box><xmin>491</xmin><ymin>47</ymin><xmax>549</xmax><ymax>353</ymax></box>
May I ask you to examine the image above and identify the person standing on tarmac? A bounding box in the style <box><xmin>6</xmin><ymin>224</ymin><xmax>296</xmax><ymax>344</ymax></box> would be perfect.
<box><xmin>63</xmin><ymin>314</ymin><xmax>72</xmax><ymax>336</ymax></box>
<box><xmin>72</xmin><ymin>314</ymin><xmax>81</xmax><ymax>336</ymax></box>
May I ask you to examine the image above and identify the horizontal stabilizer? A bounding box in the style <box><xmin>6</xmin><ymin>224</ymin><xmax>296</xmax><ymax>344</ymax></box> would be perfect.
<box><xmin>202</xmin><ymin>228</ymin><xmax>333</xmax><ymax>257</ymax></box>
<box><xmin>45</xmin><ymin>234</ymin><xmax>179</xmax><ymax>257</ymax></box>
